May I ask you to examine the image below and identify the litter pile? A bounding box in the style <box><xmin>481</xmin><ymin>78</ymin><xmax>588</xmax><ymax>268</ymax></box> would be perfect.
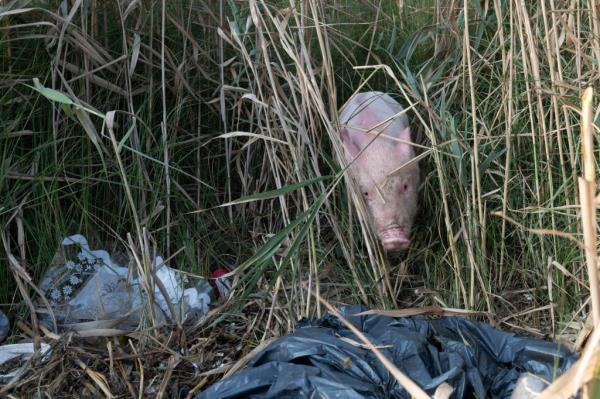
<box><xmin>37</xmin><ymin>234</ymin><xmax>213</xmax><ymax>330</ymax></box>
<box><xmin>197</xmin><ymin>305</ymin><xmax>578</xmax><ymax>399</ymax></box>
<box><xmin>0</xmin><ymin>234</ymin><xmax>219</xmax><ymax>385</ymax></box>
<box><xmin>0</xmin><ymin>236</ymin><xmax>580</xmax><ymax>397</ymax></box>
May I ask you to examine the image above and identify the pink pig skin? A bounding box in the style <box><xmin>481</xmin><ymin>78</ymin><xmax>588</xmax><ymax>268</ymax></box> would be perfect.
<box><xmin>339</xmin><ymin>91</ymin><xmax>420</xmax><ymax>252</ymax></box>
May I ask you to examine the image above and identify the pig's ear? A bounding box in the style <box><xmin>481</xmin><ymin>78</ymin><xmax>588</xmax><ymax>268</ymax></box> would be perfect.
<box><xmin>398</xmin><ymin>126</ymin><xmax>411</xmax><ymax>142</ymax></box>
<box><xmin>341</xmin><ymin>128</ymin><xmax>361</xmax><ymax>160</ymax></box>
<box><xmin>394</xmin><ymin>127</ymin><xmax>413</xmax><ymax>156</ymax></box>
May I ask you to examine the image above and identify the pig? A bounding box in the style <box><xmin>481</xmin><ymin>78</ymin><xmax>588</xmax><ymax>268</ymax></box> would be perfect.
<box><xmin>339</xmin><ymin>91</ymin><xmax>420</xmax><ymax>252</ymax></box>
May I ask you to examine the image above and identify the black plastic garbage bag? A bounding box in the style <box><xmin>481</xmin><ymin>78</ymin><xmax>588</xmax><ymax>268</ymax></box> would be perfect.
<box><xmin>197</xmin><ymin>305</ymin><xmax>577</xmax><ymax>399</ymax></box>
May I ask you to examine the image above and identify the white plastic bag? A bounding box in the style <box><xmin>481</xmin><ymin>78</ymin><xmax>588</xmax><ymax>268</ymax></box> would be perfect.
<box><xmin>38</xmin><ymin>235</ymin><xmax>212</xmax><ymax>331</ymax></box>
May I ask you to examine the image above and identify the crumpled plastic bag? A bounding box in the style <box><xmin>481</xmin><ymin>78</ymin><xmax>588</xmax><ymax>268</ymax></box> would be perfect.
<box><xmin>37</xmin><ymin>234</ymin><xmax>212</xmax><ymax>331</ymax></box>
<box><xmin>197</xmin><ymin>305</ymin><xmax>578</xmax><ymax>399</ymax></box>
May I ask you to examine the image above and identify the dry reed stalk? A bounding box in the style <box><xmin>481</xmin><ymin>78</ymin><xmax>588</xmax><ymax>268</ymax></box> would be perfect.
<box><xmin>75</xmin><ymin>358</ymin><xmax>113</xmax><ymax>398</ymax></box>
<box><xmin>496</xmin><ymin>0</ymin><xmax>513</xmax><ymax>286</ymax></box>
<box><xmin>578</xmin><ymin>87</ymin><xmax>599</xmax><ymax>325</ymax></box>
<box><xmin>462</xmin><ymin>0</ymin><xmax>484</xmax><ymax>311</ymax></box>
<box><xmin>161</xmin><ymin>0</ymin><xmax>172</xmax><ymax>260</ymax></box>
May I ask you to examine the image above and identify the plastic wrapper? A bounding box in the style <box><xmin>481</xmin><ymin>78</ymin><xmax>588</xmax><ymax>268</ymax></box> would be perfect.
<box><xmin>197</xmin><ymin>305</ymin><xmax>577</xmax><ymax>399</ymax></box>
<box><xmin>37</xmin><ymin>234</ymin><xmax>212</xmax><ymax>331</ymax></box>
<box><xmin>509</xmin><ymin>372</ymin><xmax>550</xmax><ymax>399</ymax></box>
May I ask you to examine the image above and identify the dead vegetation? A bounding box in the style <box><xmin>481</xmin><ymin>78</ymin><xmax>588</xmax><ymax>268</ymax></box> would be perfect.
<box><xmin>1</xmin><ymin>0</ymin><xmax>600</xmax><ymax>397</ymax></box>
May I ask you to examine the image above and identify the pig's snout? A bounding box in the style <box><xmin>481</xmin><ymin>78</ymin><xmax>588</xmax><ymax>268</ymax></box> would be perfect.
<box><xmin>380</xmin><ymin>227</ymin><xmax>410</xmax><ymax>252</ymax></box>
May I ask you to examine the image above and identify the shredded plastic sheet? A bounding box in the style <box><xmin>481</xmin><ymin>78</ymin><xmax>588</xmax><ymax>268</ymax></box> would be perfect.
<box><xmin>197</xmin><ymin>305</ymin><xmax>577</xmax><ymax>399</ymax></box>
<box><xmin>0</xmin><ymin>343</ymin><xmax>51</xmax><ymax>383</ymax></box>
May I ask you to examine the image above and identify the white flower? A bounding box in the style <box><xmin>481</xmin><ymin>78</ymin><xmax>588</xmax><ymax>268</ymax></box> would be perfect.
<box><xmin>77</xmin><ymin>252</ymin><xmax>86</xmax><ymax>262</ymax></box>
<box><xmin>66</xmin><ymin>260</ymin><xmax>76</xmax><ymax>270</ymax></box>
<box><xmin>62</xmin><ymin>285</ymin><xmax>73</xmax><ymax>295</ymax></box>
<box><xmin>75</xmin><ymin>263</ymin><xmax>83</xmax><ymax>273</ymax></box>
<box><xmin>50</xmin><ymin>288</ymin><xmax>61</xmax><ymax>302</ymax></box>
<box><xmin>69</xmin><ymin>275</ymin><xmax>81</xmax><ymax>285</ymax></box>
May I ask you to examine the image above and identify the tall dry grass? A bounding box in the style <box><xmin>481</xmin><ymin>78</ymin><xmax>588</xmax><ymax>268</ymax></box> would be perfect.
<box><xmin>1</xmin><ymin>0</ymin><xmax>600</xmax><ymax>395</ymax></box>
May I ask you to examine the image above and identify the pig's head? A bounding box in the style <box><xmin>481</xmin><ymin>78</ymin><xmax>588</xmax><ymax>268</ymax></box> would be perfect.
<box><xmin>339</xmin><ymin>93</ymin><xmax>419</xmax><ymax>252</ymax></box>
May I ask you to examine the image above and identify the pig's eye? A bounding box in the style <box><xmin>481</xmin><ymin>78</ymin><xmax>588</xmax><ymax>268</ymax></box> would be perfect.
<box><xmin>403</xmin><ymin>184</ymin><xmax>409</xmax><ymax>191</ymax></box>
<box><xmin>363</xmin><ymin>191</ymin><xmax>370</xmax><ymax>199</ymax></box>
